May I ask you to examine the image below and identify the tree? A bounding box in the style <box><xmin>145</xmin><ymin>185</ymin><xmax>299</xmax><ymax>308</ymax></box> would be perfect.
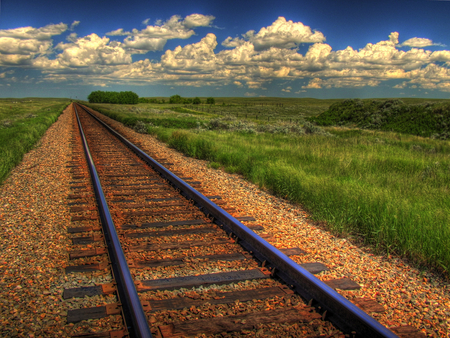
<box><xmin>193</xmin><ymin>97</ymin><xmax>201</xmax><ymax>104</ymax></box>
<box><xmin>169</xmin><ymin>94</ymin><xmax>183</xmax><ymax>104</ymax></box>
<box><xmin>206</xmin><ymin>97</ymin><xmax>215</xmax><ymax>105</ymax></box>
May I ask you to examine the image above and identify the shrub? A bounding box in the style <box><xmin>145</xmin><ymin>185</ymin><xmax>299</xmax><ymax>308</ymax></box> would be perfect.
<box><xmin>311</xmin><ymin>99</ymin><xmax>450</xmax><ymax>139</ymax></box>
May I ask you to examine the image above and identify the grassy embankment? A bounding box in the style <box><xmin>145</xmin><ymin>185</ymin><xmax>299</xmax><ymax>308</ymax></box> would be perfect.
<box><xmin>84</xmin><ymin>98</ymin><xmax>450</xmax><ymax>274</ymax></box>
<box><xmin>0</xmin><ymin>98</ymin><xmax>70</xmax><ymax>184</ymax></box>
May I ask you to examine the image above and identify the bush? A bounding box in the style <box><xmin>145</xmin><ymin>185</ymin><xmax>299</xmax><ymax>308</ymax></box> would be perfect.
<box><xmin>193</xmin><ymin>97</ymin><xmax>201</xmax><ymax>105</ymax></box>
<box><xmin>206</xmin><ymin>97</ymin><xmax>215</xmax><ymax>105</ymax></box>
<box><xmin>310</xmin><ymin>99</ymin><xmax>450</xmax><ymax>139</ymax></box>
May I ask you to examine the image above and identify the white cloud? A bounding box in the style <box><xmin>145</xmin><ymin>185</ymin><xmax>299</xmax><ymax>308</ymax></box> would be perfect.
<box><xmin>6</xmin><ymin>17</ymin><xmax>450</xmax><ymax>94</ymax></box>
<box><xmin>393</xmin><ymin>81</ymin><xmax>407</xmax><ymax>89</ymax></box>
<box><xmin>0</xmin><ymin>37</ymin><xmax>52</xmax><ymax>55</ymax></box>
<box><xmin>0</xmin><ymin>23</ymin><xmax>68</xmax><ymax>66</ymax></box>
<box><xmin>106</xmin><ymin>14</ymin><xmax>215</xmax><ymax>52</ymax></box>
<box><xmin>55</xmin><ymin>33</ymin><xmax>131</xmax><ymax>67</ymax></box>
<box><xmin>222</xmin><ymin>36</ymin><xmax>245</xmax><ymax>48</ymax></box>
<box><xmin>183</xmin><ymin>14</ymin><xmax>215</xmax><ymax>28</ymax></box>
<box><xmin>161</xmin><ymin>33</ymin><xmax>217</xmax><ymax>71</ymax></box>
<box><xmin>389</xmin><ymin>32</ymin><xmax>399</xmax><ymax>45</ymax></box>
<box><xmin>223</xmin><ymin>17</ymin><xmax>325</xmax><ymax>51</ymax></box>
<box><xmin>302</xmin><ymin>78</ymin><xmax>322</xmax><ymax>89</ymax></box>
<box><xmin>67</xmin><ymin>32</ymin><xmax>78</xmax><ymax>42</ymax></box>
<box><xmin>400</xmin><ymin>37</ymin><xmax>443</xmax><ymax>48</ymax></box>
<box><xmin>0</xmin><ymin>23</ymin><xmax>68</xmax><ymax>40</ymax></box>
<box><xmin>251</xmin><ymin>17</ymin><xmax>325</xmax><ymax>50</ymax></box>
<box><xmin>70</xmin><ymin>21</ymin><xmax>80</xmax><ymax>31</ymax></box>
<box><xmin>430</xmin><ymin>50</ymin><xmax>450</xmax><ymax>63</ymax></box>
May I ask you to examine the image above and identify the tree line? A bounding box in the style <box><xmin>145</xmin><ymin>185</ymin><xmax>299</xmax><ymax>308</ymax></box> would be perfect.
<box><xmin>169</xmin><ymin>95</ymin><xmax>215</xmax><ymax>105</ymax></box>
<box><xmin>88</xmin><ymin>91</ymin><xmax>139</xmax><ymax>104</ymax></box>
<box><xmin>87</xmin><ymin>91</ymin><xmax>215</xmax><ymax>105</ymax></box>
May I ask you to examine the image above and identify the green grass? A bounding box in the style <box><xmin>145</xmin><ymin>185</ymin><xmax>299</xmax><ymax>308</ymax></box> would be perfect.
<box><xmin>310</xmin><ymin>98</ymin><xmax>450</xmax><ymax>139</ymax></box>
<box><xmin>85</xmin><ymin>98</ymin><xmax>450</xmax><ymax>274</ymax></box>
<box><xmin>0</xmin><ymin>98</ymin><xmax>70</xmax><ymax>184</ymax></box>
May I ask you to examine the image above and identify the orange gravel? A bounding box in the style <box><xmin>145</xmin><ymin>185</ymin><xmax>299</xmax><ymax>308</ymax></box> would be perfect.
<box><xmin>0</xmin><ymin>107</ymin><xmax>73</xmax><ymax>337</ymax></box>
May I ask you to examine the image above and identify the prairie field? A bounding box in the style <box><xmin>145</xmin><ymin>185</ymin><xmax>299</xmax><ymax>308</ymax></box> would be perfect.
<box><xmin>0</xmin><ymin>98</ymin><xmax>70</xmax><ymax>184</ymax></box>
<box><xmin>87</xmin><ymin>98</ymin><xmax>450</xmax><ymax>274</ymax></box>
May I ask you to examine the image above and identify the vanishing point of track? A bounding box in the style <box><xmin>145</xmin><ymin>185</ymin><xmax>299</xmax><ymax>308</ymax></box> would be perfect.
<box><xmin>63</xmin><ymin>103</ymin><xmax>418</xmax><ymax>338</ymax></box>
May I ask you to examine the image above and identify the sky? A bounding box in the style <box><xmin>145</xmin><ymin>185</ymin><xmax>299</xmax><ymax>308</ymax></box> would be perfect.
<box><xmin>1</xmin><ymin>0</ymin><xmax>450</xmax><ymax>99</ymax></box>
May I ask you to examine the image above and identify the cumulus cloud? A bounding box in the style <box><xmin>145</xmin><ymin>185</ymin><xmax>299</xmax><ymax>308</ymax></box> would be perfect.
<box><xmin>106</xmin><ymin>14</ymin><xmax>215</xmax><ymax>52</ymax></box>
<box><xmin>55</xmin><ymin>33</ymin><xmax>131</xmax><ymax>67</ymax></box>
<box><xmin>0</xmin><ymin>37</ymin><xmax>52</xmax><ymax>55</ymax></box>
<box><xmin>161</xmin><ymin>33</ymin><xmax>217</xmax><ymax>71</ymax></box>
<box><xmin>0</xmin><ymin>23</ymin><xmax>68</xmax><ymax>40</ymax></box>
<box><xmin>183</xmin><ymin>14</ymin><xmax>215</xmax><ymax>28</ymax></box>
<box><xmin>223</xmin><ymin>17</ymin><xmax>325</xmax><ymax>51</ymax></box>
<box><xmin>0</xmin><ymin>23</ymin><xmax>69</xmax><ymax>66</ymax></box>
<box><xmin>302</xmin><ymin>78</ymin><xmax>322</xmax><ymax>89</ymax></box>
<box><xmin>6</xmin><ymin>16</ymin><xmax>450</xmax><ymax>94</ymax></box>
<box><xmin>400</xmin><ymin>37</ymin><xmax>443</xmax><ymax>48</ymax></box>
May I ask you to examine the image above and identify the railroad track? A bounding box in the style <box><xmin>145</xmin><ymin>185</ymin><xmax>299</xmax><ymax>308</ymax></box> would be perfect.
<box><xmin>63</xmin><ymin>102</ymin><xmax>422</xmax><ymax>338</ymax></box>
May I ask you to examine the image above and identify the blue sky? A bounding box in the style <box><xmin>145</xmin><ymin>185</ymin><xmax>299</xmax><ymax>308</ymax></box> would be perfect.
<box><xmin>1</xmin><ymin>0</ymin><xmax>450</xmax><ymax>99</ymax></box>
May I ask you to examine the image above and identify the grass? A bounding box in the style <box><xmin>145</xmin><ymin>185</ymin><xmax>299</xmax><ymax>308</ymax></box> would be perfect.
<box><xmin>83</xmin><ymin>98</ymin><xmax>450</xmax><ymax>275</ymax></box>
<box><xmin>0</xmin><ymin>98</ymin><xmax>70</xmax><ymax>184</ymax></box>
<box><xmin>310</xmin><ymin>98</ymin><xmax>450</xmax><ymax>139</ymax></box>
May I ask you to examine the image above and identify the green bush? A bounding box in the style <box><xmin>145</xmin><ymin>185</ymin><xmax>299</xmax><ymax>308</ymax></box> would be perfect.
<box><xmin>310</xmin><ymin>99</ymin><xmax>450</xmax><ymax>139</ymax></box>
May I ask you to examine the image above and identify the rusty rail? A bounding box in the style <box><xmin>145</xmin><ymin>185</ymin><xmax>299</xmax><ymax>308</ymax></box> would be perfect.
<box><xmin>74</xmin><ymin>104</ymin><xmax>153</xmax><ymax>338</ymax></box>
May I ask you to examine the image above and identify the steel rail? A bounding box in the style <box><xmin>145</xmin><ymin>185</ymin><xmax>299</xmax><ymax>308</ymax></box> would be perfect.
<box><xmin>74</xmin><ymin>104</ymin><xmax>153</xmax><ymax>338</ymax></box>
<box><xmin>77</xmin><ymin>103</ymin><xmax>398</xmax><ymax>338</ymax></box>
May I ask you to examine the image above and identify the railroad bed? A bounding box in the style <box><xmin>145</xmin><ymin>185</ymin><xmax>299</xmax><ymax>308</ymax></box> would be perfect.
<box><xmin>46</xmin><ymin>103</ymin><xmax>424</xmax><ymax>337</ymax></box>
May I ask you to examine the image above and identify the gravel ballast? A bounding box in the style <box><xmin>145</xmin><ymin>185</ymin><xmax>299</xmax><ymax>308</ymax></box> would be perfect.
<box><xmin>0</xmin><ymin>106</ymin><xmax>73</xmax><ymax>337</ymax></box>
<box><xmin>0</xmin><ymin>105</ymin><xmax>449</xmax><ymax>337</ymax></box>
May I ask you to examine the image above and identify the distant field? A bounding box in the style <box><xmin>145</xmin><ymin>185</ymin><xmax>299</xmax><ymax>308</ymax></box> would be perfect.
<box><xmin>0</xmin><ymin>98</ymin><xmax>70</xmax><ymax>184</ymax></box>
<box><xmin>84</xmin><ymin>98</ymin><xmax>450</xmax><ymax>275</ymax></box>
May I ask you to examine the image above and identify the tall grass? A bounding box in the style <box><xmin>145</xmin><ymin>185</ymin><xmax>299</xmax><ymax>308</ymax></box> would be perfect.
<box><xmin>87</xmin><ymin>99</ymin><xmax>450</xmax><ymax>273</ymax></box>
<box><xmin>0</xmin><ymin>99</ymin><xmax>69</xmax><ymax>184</ymax></box>
<box><xmin>148</xmin><ymin>126</ymin><xmax>450</xmax><ymax>272</ymax></box>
